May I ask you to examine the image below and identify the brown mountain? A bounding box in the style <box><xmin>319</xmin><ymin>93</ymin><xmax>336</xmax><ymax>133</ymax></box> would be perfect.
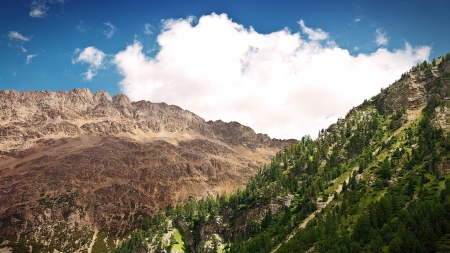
<box><xmin>0</xmin><ymin>89</ymin><xmax>295</xmax><ymax>245</ymax></box>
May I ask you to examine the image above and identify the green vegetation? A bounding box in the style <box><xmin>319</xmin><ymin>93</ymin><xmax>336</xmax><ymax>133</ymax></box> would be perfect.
<box><xmin>92</xmin><ymin>231</ymin><xmax>116</xmax><ymax>253</ymax></box>
<box><xmin>171</xmin><ymin>226</ymin><xmax>185</xmax><ymax>252</ymax></box>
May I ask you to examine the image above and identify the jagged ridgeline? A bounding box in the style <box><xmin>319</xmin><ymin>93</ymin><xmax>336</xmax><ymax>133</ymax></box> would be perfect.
<box><xmin>112</xmin><ymin>53</ymin><xmax>450</xmax><ymax>253</ymax></box>
<box><xmin>0</xmin><ymin>85</ymin><xmax>296</xmax><ymax>250</ymax></box>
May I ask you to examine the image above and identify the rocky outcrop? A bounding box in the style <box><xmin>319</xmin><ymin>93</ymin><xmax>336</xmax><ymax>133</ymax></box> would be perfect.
<box><xmin>0</xmin><ymin>89</ymin><xmax>295</xmax><ymax>249</ymax></box>
<box><xmin>373</xmin><ymin>58</ymin><xmax>450</xmax><ymax>114</ymax></box>
<box><xmin>374</xmin><ymin>70</ymin><xmax>428</xmax><ymax>113</ymax></box>
<box><xmin>435</xmin><ymin>105</ymin><xmax>450</xmax><ymax>131</ymax></box>
<box><xmin>430</xmin><ymin>157</ymin><xmax>450</xmax><ymax>175</ymax></box>
<box><xmin>207</xmin><ymin>120</ymin><xmax>294</xmax><ymax>149</ymax></box>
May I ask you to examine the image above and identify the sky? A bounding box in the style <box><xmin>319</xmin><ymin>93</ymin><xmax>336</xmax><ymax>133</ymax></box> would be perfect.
<box><xmin>0</xmin><ymin>0</ymin><xmax>449</xmax><ymax>140</ymax></box>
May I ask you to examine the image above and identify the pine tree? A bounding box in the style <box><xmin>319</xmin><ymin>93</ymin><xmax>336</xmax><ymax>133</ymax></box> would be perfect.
<box><xmin>353</xmin><ymin>212</ymin><xmax>370</xmax><ymax>243</ymax></box>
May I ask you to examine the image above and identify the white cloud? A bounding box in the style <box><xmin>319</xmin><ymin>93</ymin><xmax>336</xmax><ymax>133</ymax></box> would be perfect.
<box><xmin>76</xmin><ymin>20</ymin><xmax>87</xmax><ymax>32</ymax></box>
<box><xmin>26</xmin><ymin>54</ymin><xmax>37</xmax><ymax>64</ymax></box>
<box><xmin>30</xmin><ymin>0</ymin><xmax>48</xmax><ymax>18</ymax></box>
<box><xmin>143</xmin><ymin>23</ymin><xmax>153</xmax><ymax>35</ymax></box>
<box><xmin>8</xmin><ymin>31</ymin><xmax>31</xmax><ymax>41</ymax></box>
<box><xmin>29</xmin><ymin>0</ymin><xmax>68</xmax><ymax>18</ymax></box>
<box><xmin>20</xmin><ymin>46</ymin><xmax>28</xmax><ymax>53</ymax></box>
<box><xmin>72</xmin><ymin>47</ymin><xmax>106</xmax><ymax>80</ymax></box>
<box><xmin>103</xmin><ymin>22</ymin><xmax>116</xmax><ymax>38</ymax></box>
<box><xmin>375</xmin><ymin>28</ymin><xmax>389</xmax><ymax>46</ymax></box>
<box><xmin>353</xmin><ymin>16</ymin><xmax>364</xmax><ymax>23</ymax></box>
<box><xmin>298</xmin><ymin>19</ymin><xmax>328</xmax><ymax>40</ymax></box>
<box><xmin>353</xmin><ymin>46</ymin><xmax>360</xmax><ymax>51</ymax></box>
<box><xmin>113</xmin><ymin>13</ymin><xmax>430</xmax><ymax>139</ymax></box>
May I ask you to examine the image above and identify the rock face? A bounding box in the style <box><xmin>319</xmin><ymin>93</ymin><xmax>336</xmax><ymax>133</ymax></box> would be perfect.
<box><xmin>374</xmin><ymin>57</ymin><xmax>450</xmax><ymax>114</ymax></box>
<box><xmin>374</xmin><ymin>68</ymin><xmax>428</xmax><ymax>113</ymax></box>
<box><xmin>0</xmin><ymin>89</ymin><xmax>296</xmax><ymax>243</ymax></box>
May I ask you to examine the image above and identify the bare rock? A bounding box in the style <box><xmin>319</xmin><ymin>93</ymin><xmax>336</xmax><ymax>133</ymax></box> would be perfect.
<box><xmin>0</xmin><ymin>89</ymin><xmax>296</xmax><ymax>245</ymax></box>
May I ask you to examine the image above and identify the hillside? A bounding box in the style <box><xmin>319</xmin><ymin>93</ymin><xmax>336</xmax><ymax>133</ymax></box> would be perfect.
<box><xmin>0</xmin><ymin>89</ymin><xmax>295</xmax><ymax>252</ymax></box>
<box><xmin>108</xmin><ymin>53</ymin><xmax>450</xmax><ymax>253</ymax></box>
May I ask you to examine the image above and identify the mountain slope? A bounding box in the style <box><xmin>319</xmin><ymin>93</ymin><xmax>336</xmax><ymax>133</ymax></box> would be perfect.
<box><xmin>111</xmin><ymin>53</ymin><xmax>450</xmax><ymax>253</ymax></box>
<box><xmin>0</xmin><ymin>89</ymin><xmax>295</xmax><ymax>252</ymax></box>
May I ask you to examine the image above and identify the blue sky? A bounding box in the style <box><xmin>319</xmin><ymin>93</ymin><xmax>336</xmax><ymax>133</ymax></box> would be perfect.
<box><xmin>1</xmin><ymin>0</ymin><xmax>449</xmax><ymax>139</ymax></box>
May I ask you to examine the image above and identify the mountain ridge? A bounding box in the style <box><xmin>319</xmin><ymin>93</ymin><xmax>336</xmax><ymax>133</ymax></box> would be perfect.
<box><xmin>0</xmin><ymin>88</ymin><xmax>296</xmax><ymax>251</ymax></box>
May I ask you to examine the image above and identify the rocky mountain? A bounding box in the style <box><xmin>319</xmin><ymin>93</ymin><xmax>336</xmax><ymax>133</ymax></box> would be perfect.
<box><xmin>109</xmin><ymin>54</ymin><xmax>450</xmax><ymax>253</ymax></box>
<box><xmin>0</xmin><ymin>89</ymin><xmax>295</xmax><ymax>252</ymax></box>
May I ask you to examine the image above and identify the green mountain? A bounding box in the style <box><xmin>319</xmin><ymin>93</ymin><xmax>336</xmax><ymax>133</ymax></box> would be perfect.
<box><xmin>111</xmin><ymin>53</ymin><xmax>450</xmax><ymax>253</ymax></box>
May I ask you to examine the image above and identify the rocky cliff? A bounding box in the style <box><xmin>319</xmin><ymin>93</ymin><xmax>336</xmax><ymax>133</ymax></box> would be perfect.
<box><xmin>374</xmin><ymin>56</ymin><xmax>450</xmax><ymax>113</ymax></box>
<box><xmin>0</xmin><ymin>89</ymin><xmax>295</xmax><ymax>249</ymax></box>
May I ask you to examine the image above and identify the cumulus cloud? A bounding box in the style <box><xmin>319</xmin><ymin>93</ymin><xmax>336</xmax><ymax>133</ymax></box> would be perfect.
<box><xmin>20</xmin><ymin>46</ymin><xmax>28</xmax><ymax>53</ymax></box>
<box><xmin>143</xmin><ymin>23</ymin><xmax>153</xmax><ymax>35</ymax></box>
<box><xmin>26</xmin><ymin>54</ymin><xmax>37</xmax><ymax>64</ymax></box>
<box><xmin>8</xmin><ymin>31</ymin><xmax>31</xmax><ymax>41</ymax></box>
<box><xmin>103</xmin><ymin>22</ymin><xmax>116</xmax><ymax>38</ymax></box>
<box><xmin>298</xmin><ymin>19</ymin><xmax>328</xmax><ymax>40</ymax></box>
<box><xmin>113</xmin><ymin>13</ymin><xmax>430</xmax><ymax>139</ymax></box>
<box><xmin>29</xmin><ymin>0</ymin><xmax>67</xmax><ymax>18</ymax></box>
<box><xmin>72</xmin><ymin>47</ymin><xmax>106</xmax><ymax>80</ymax></box>
<box><xmin>375</xmin><ymin>28</ymin><xmax>389</xmax><ymax>46</ymax></box>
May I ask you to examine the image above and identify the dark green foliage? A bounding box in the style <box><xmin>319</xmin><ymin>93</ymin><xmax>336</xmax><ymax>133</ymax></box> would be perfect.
<box><xmin>389</xmin><ymin>107</ymin><xmax>406</xmax><ymax>130</ymax></box>
<box><xmin>352</xmin><ymin>212</ymin><xmax>370</xmax><ymax>243</ymax></box>
<box><xmin>113</xmin><ymin>230</ymin><xmax>148</xmax><ymax>253</ymax></box>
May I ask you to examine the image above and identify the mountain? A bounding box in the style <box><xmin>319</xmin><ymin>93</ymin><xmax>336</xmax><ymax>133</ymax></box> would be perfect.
<box><xmin>109</xmin><ymin>53</ymin><xmax>450</xmax><ymax>253</ymax></box>
<box><xmin>0</xmin><ymin>89</ymin><xmax>295</xmax><ymax>252</ymax></box>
